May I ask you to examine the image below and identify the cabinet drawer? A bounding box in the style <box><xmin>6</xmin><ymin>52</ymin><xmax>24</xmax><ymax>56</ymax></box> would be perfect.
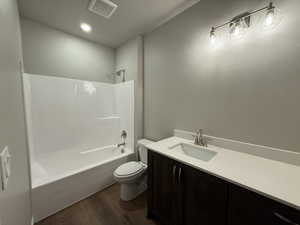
<box><xmin>228</xmin><ymin>184</ymin><xmax>300</xmax><ymax>225</ymax></box>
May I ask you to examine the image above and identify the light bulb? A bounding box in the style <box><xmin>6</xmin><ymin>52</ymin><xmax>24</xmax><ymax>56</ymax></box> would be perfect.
<box><xmin>265</xmin><ymin>3</ymin><xmax>275</xmax><ymax>26</ymax></box>
<box><xmin>265</xmin><ymin>10</ymin><xmax>274</xmax><ymax>26</ymax></box>
<box><xmin>234</xmin><ymin>25</ymin><xmax>240</xmax><ymax>36</ymax></box>
<box><xmin>233</xmin><ymin>23</ymin><xmax>240</xmax><ymax>36</ymax></box>
<box><xmin>210</xmin><ymin>27</ymin><xmax>216</xmax><ymax>44</ymax></box>
<box><xmin>211</xmin><ymin>35</ymin><xmax>216</xmax><ymax>44</ymax></box>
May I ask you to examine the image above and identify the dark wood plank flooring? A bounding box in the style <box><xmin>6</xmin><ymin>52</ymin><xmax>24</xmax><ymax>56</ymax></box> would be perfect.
<box><xmin>36</xmin><ymin>184</ymin><xmax>159</xmax><ymax>225</ymax></box>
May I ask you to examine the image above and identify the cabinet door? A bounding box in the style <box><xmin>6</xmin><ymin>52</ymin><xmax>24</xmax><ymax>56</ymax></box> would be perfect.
<box><xmin>148</xmin><ymin>151</ymin><xmax>178</xmax><ymax>225</ymax></box>
<box><xmin>181</xmin><ymin>165</ymin><xmax>228</xmax><ymax>225</ymax></box>
<box><xmin>228</xmin><ymin>184</ymin><xmax>300</xmax><ymax>225</ymax></box>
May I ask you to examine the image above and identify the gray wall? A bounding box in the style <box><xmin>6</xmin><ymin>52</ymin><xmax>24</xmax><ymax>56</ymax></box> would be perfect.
<box><xmin>144</xmin><ymin>0</ymin><xmax>300</xmax><ymax>152</ymax></box>
<box><xmin>0</xmin><ymin>0</ymin><xmax>32</xmax><ymax>225</ymax></box>
<box><xmin>116</xmin><ymin>36</ymin><xmax>144</xmax><ymax>144</ymax></box>
<box><xmin>21</xmin><ymin>18</ymin><xmax>115</xmax><ymax>82</ymax></box>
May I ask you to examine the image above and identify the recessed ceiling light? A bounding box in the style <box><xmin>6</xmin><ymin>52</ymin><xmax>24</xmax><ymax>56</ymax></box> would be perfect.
<box><xmin>80</xmin><ymin>23</ymin><xmax>92</xmax><ymax>33</ymax></box>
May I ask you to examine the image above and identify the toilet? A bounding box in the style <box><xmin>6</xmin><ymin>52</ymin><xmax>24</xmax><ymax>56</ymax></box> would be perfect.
<box><xmin>113</xmin><ymin>139</ymin><xmax>153</xmax><ymax>201</ymax></box>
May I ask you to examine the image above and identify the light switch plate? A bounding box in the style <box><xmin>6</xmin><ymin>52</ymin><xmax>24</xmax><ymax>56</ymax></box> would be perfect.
<box><xmin>0</xmin><ymin>146</ymin><xmax>11</xmax><ymax>191</ymax></box>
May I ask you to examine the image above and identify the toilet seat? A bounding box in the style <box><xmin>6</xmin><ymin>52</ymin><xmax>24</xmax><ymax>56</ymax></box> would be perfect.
<box><xmin>114</xmin><ymin>161</ymin><xmax>146</xmax><ymax>178</ymax></box>
<box><xmin>113</xmin><ymin>138</ymin><xmax>154</xmax><ymax>201</ymax></box>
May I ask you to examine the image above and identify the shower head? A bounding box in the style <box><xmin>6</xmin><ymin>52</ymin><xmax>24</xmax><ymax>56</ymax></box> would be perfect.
<box><xmin>115</xmin><ymin>69</ymin><xmax>126</xmax><ymax>82</ymax></box>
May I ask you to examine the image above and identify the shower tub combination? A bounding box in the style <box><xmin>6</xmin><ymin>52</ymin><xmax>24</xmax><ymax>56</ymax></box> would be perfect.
<box><xmin>23</xmin><ymin>74</ymin><xmax>135</xmax><ymax>222</ymax></box>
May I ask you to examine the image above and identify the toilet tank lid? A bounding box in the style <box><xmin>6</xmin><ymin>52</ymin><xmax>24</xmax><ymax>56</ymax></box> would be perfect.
<box><xmin>137</xmin><ymin>139</ymin><xmax>154</xmax><ymax>147</ymax></box>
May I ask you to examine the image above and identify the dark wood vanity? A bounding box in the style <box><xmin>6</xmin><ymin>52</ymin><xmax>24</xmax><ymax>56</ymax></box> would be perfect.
<box><xmin>147</xmin><ymin>150</ymin><xmax>300</xmax><ymax>225</ymax></box>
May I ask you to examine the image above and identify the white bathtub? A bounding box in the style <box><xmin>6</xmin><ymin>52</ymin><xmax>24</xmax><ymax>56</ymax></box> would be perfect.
<box><xmin>31</xmin><ymin>145</ymin><xmax>134</xmax><ymax>222</ymax></box>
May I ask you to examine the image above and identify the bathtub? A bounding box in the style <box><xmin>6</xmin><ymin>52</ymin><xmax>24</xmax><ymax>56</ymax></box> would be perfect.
<box><xmin>31</xmin><ymin>145</ymin><xmax>134</xmax><ymax>222</ymax></box>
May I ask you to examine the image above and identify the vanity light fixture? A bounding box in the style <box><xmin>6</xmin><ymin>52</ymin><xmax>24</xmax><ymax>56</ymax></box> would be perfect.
<box><xmin>210</xmin><ymin>2</ymin><xmax>277</xmax><ymax>43</ymax></box>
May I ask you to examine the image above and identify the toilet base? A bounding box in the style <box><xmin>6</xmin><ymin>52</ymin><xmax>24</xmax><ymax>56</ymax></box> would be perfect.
<box><xmin>120</xmin><ymin>176</ymin><xmax>147</xmax><ymax>201</ymax></box>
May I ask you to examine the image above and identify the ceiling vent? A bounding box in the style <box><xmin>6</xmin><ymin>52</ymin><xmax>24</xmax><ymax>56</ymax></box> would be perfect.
<box><xmin>88</xmin><ymin>0</ymin><xmax>118</xmax><ymax>19</ymax></box>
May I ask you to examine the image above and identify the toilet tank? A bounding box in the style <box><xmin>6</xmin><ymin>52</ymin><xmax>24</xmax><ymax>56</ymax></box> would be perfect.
<box><xmin>137</xmin><ymin>139</ymin><xmax>154</xmax><ymax>165</ymax></box>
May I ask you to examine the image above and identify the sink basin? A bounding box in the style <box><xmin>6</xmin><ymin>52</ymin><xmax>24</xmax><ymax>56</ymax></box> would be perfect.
<box><xmin>169</xmin><ymin>143</ymin><xmax>217</xmax><ymax>162</ymax></box>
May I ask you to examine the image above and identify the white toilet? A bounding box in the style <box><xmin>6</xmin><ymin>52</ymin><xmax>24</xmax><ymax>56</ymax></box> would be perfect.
<box><xmin>113</xmin><ymin>139</ymin><xmax>153</xmax><ymax>201</ymax></box>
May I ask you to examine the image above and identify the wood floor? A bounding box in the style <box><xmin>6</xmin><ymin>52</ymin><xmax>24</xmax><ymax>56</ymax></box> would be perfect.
<box><xmin>36</xmin><ymin>184</ymin><xmax>159</xmax><ymax>225</ymax></box>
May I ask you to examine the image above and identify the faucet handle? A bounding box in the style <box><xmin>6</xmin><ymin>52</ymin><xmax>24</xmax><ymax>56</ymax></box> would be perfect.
<box><xmin>193</xmin><ymin>129</ymin><xmax>206</xmax><ymax>146</ymax></box>
<box><xmin>197</xmin><ymin>129</ymin><xmax>203</xmax><ymax>134</ymax></box>
<box><xmin>193</xmin><ymin>129</ymin><xmax>202</xmax><ymax>137</ymax></box>
<box><xmin>121</xmin><ymin>130</ymin><xmax>127</xmax><ymax>138</ymax></box>
<box><xmin>192</xmin><ymin>130</ymin><xmax>199</xmax><ymax>145</ymax></box>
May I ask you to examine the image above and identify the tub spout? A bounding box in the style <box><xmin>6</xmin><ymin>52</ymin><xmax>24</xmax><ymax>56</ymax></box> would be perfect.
<box><xmin>117</xmin><ymin>142</ymin><xmax>125</xmax><ymax>148</ymax></box>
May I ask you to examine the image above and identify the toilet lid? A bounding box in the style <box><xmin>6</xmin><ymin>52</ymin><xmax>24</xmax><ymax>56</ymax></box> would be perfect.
<box><xmin>115</xmin><ymin>161</ymin><xmax>144</xmax><ymax>177</ymax></box>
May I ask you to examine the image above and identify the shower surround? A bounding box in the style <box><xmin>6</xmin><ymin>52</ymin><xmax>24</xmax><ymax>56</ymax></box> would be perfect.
<box><xmin>23</xmin><ymin>74</ymin><xmax>135</xmax><ymax>222</ymax></box>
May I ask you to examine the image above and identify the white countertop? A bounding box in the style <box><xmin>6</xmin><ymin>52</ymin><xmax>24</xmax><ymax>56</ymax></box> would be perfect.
<box><xmin>147</xmin><ymin>136</ymin><xmax>300</xmax><ymax>210</ymax></box>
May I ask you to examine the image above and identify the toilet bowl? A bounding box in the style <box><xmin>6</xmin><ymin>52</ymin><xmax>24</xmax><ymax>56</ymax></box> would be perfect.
<box><xmin>113</xmin><ymin>139</ymin><xmax>153</xmax><ymax>201</ymax></box>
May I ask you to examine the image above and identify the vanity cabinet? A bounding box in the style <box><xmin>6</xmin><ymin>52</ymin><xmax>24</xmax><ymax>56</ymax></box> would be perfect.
<box><xmin>147</xmin><ymin>150</ymin><xmax>300</xmax><ymax>225</ymax></box>
<box><xmin>147</xmin><ymin>151</ymin><xmax>227</xmax><ymax>225</ymax></box>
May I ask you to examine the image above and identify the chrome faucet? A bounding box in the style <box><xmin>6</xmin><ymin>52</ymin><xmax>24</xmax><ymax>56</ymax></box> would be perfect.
<box><xmin>193</xmin><ymin>129</ymin><xmax>207</xmax><ymax>147</ymax></box>
<box><xmin>117</xmin><ymin>130</ymin><xmax>127</xmax><ymax>147</ymax></box>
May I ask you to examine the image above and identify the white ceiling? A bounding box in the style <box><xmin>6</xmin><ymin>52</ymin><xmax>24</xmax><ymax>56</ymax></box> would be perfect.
<box><xmin>18</xmin><ymin>0</ymin><xmax>200</xmax><ymax>48</ymax></box>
